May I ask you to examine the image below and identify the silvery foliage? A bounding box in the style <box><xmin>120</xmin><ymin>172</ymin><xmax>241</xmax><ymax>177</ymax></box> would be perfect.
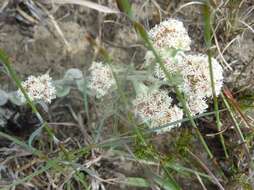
<box><xmin>0</xmin><ymin>68</ymin><xmax>87</xmax><ymax>106</ymax></box>
<box><xmin>0</xmin><ymin>63</ymin><xmax>155</xmax><ymax>107</ymax></box>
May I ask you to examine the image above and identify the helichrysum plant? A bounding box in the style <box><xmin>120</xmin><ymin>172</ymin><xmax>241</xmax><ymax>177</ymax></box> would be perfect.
<box><xmin>0</xmin><ymin>68</ymin><xmax>84</xmax><ymax>106</ymax></box>
<box><xmin>132</xmin><ymin>18</ymin><xmax>224</xmax><ymax>132</ymax></box>
<box><xmin>17</xmin><ymin>74</ymin><xmax>56</xmax><ymax>104</ymax></box>
<box><xmin>87</xmin><ymin>61</ymin><xmax>116</xmax><ymax>99</ymax></box>
<box><xmin>145</xmin><ymin>50</ymin><xmax>224</xmax><ymax>116</ymax></box>
<box><xmin>0</xmin><ymin>62</ymin><xmax>118</xmax><ymax>106</ymax></box>
<box><xmin>148</xmin><ymin>19</ymin><xmax>192</xmax><ymax>50</ymax></box>
<box><xmin>145</xmin><ymin>48</ymin><xmax>186</xmax><ymax>84</ymax></box>
<box><xmin>0</xmin><ymin>19</ymin><xmax>224</xmax><ymax>135</ymax></box>
<box><xmin>132</xmin><ymin>84</ymin><xmax>183</xmax><ymax>133</ymax></box>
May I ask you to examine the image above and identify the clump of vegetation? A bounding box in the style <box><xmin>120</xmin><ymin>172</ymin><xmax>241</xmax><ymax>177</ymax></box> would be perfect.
<box><xmin>0</xmin><ymin>0</ymin><xmax>253</xmax><ymax>189</ymax></box>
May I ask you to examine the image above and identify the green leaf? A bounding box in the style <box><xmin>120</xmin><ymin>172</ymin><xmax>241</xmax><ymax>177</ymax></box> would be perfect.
<box><xmin>0</xmin><ymin>49</ymin><xmax>9</xmax><ymax>64</ymax></box>
<box><xmin>8</xmin><ymin>91</ymin><xmax>24</xmax><ymax>106</ymax></box>
<box><xmin>76</xmin><ymin>79</ymin><xmax>86</xmax><ymax>92</ymax></box>
<box><xmin>73</xmin><ymin>172</ymin><xmax>89</xmax><ymax>189</ymax></box>
<box><xmin>154</xmin><ymin>175</ymin><xmax>181</xmax><ymax>190</ymax></box>
<box><xmin>76</xmin><ymin>79</ymin><xmax>90</xmax><ymax>120</ymax></box>
<box><xmin>64</xmin><ymin>68</ymin><xmax>83</xmax><ymax>81</ymax></box>
<box><xmin>133</xmin><ymin>81</ymin><xmax>149</xmax><ymax>95</ymax></box>
<box><xmin>133</xmin><ymin>22</ymin><xmax>150</xmax><ymax>44</ymax></box>
<box><xmin>202</xmin><ymin>2</ymin><xmax>212</xmax><ymax>47</ymax></box>
<box><xmin>115</xmin><ymin>0</ymin><xmax>133</xmax><ymax>19</ymax></box>
<box><xmin>54</xmin><ymin>80</ymin><xmax>71</xmax><ymax>97</ymax></box>
<box><xmin>28</xmin><ymin>126</ymin><xmax>43</xmax><ymax>147</ymax></box>
<box><xmin>123</xmin><ymin>177</ymin><xmax>150</xmax><ymax>188</ymax></box>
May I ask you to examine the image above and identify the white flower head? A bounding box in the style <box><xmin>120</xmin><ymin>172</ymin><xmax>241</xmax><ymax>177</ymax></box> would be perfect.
<box><xmin>146</xmin><ymin>50</ymin><xmax>224</xmax><ymax>97</ymax></box>
<box><xmin>18</xmin><ymin>74</ymin><xmax>56</xmax><ymax>103</ymax></box>
<box><xmin>145</xmin><ymin>49</ymin><xmax>186</xmax><ymax>81</ymax></box>
<box><xmin>154</xmin><ymin>105</ymin><xmax>184</xmax><ymax>134</ymax></box>
<box><xmin>132</xmin><ymin>89</ymin><xmax>183</xmax><ymax>133</ymax></box>
<box><xmin>87</xmin><ymin>61</ymin><xmax>116</xmax><ymax>98</ymax></box>
<box><xmin>187</xmin><ymin>95</ymin><xmax>208</xmax><ymax>116</ymax></box>
<box><xmin>149</xmin><ymin>19</ymin><xmax>191</xmax><ymax>50</ymax></box>
<box><xmin>184</xmin><ymin>54</ymin><xmax>224</xmax><ymax>97</ymax></box>
<box><xmin>145</xmin><ymin>50</ymin><xmax>224</xmax><ymax>115</ymax></box>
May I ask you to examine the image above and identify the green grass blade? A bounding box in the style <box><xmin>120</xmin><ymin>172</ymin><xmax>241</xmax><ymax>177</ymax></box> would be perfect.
<box><xmin>122</xmin><ymin>177</ymin><xmax>150</xmax><ymax>188</ymax></box>
<box><xmin>116</xmin><ymin>0</ymin><xmax>133</xmax><ymax>19</ymax></box>
<box><xmin>202</xmin><ymin>2</ymin><xmax>228</xmax><ymax>158</ymax></box>
<box><xmin>153</xmin><ymin>175</ymin><xmax>181</xmax><ymax>190</ymax></box>
<box><xmin>221</xmin><ymin>93</ymin><xmax>250</xmax><ymax>159</ymax></box>
<box><xmin>0</xmin><ymin>131</ymin><xmax>42</xmax><ymax>157</ymax></box>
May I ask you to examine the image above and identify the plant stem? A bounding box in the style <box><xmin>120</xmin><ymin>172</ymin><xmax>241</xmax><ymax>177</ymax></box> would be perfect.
<box><xmin>221</xmin><ymin>93</ymin><xmax>250</xmax><ymax>160</ymax></box>
<box><xmin>202</xmin><ymin>2</ymin><xmax>229</xmax><ymax>158</ymax></box>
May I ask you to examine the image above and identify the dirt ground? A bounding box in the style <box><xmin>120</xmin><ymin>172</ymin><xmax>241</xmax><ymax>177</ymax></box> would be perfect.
<box><xmin>0</xmin><ymin>0</ymin><xmax>254</xmax><ymax>189</ymax></box>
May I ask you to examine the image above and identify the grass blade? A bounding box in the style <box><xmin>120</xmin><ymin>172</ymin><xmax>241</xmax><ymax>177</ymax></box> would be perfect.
<box><xmin>221</xmin><ymin>93</ymin><xmax>250</xmax><ymax>160</ymax></box>
<box><xmin>116</xmin><ymin>0</ymin><xmax>133</xmax><ymax>19</ymax></box>
<box><xmin>153</xmin><ymin>175</ymin><xmax>181</xmax><ymax>190</ymax></box>
<box><xmin>202</xmin><ymin>2</ymin><xmax>229</xmax><ymax>158</ymax></box>
<box><xmin>0</xmin><ymin>131</ymin><xmax>42</xmax><ymax>157</ymax></box>
<box><xmin>121</xmin><ymin>177</ymin><xmax>150</xmax><ymax>188</ymax></box>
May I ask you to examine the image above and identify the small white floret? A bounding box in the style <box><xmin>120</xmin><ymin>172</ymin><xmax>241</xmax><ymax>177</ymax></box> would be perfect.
<box><xmin>132</xmin><ymin>89</ymin><xmax>183</xmax><ymax>133</ymax></box>
<box><xmin>145</xmin><ymin>49</ymin><xmax>186</xmax><ymax>82</ymax></box>
<box><xmin>187</xmin><ymin>95</ymin><xmax>208</xmax><ymax>116</ymax></box>
<box><xmin>18</xmin><ymin>74</ymin><xmax>56</xmax><ymax>103</ymax></box>
<box><xmin>148</xmin><ymin>19</ymin><xmax>191</xmax><ymax>50</ymax></box>
<box><xmin>87</xmin><ymin>62</ymin><xmax>116</xmax><ymax>98</ymax></box>
<box><xmin>184</xmin><ymin>54</ymin><xmax>224</xmax><ymax>97</ymax></box>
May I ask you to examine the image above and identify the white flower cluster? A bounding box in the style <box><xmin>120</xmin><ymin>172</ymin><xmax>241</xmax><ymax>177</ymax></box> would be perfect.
<box><xmin>87</xmin><ymin>61</ymin><xmax>116</xmax><ymax>98</ymax></box>
<box><xmin>18</xmin><ymin>74</ymin><xmax>56</xmax><ymax>103</ymax></box>
<box><xmin>145</xmin><ymin>49</ymin><xmax>186</xmax><ymax>81</ymax></box>
<box><xmin>134</xmin><ymin>18</ymin><xmax>224</xmax><ymax>133</ymax></box>
<box><xmin>184</xmin><ymin>54</ymin><xmax>223</xmax><ymax>115</ymax></box>
<box><xmin>184</xmin><ymin>54</ymin><xmax>223</xmax><ymax>97</ymax></box>
<box><xmin>132</xmin><ymin>89</ymin><xmax>183</xmax><ymax>133</ymax></box>
<box><xmin>145</xmin><ymin>50</ymin><xmax>224</xmax><ymax>115</ymax></box>
<box><xmin>148</xmin><ymin>19</ymin><xmax>191</xmax><ymax>50</ymax></box>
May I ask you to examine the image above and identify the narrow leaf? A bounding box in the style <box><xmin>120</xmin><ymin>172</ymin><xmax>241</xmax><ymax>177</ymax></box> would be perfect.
<box><xmin>123</xmin><ymin>177</ymin><xmax>150</xmax><ymax>188</ymax></box>
<box><xmin>154</xmin><ymin>175</ymin><xmax>181</xmax><ymax>190</ymax></box>
<box><xmin>133</xmin><ymin>22</ymin><xmax>150</xmax><ymax>44</ymax></box>
<box><xmin>115</xmin><ymin>0</ymin><xmax>133</xmax><ymax>18</ymax></box>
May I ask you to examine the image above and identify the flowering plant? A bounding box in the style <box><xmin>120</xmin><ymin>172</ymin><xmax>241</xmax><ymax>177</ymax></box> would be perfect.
<box><xmin>131</xmin><ymin>18</ymin><xmax>224</xmax><ymax>132</ymax></box>
<box><xmin>0</xmin><ymin>19</ymin><xmax>224</xmax><ymax>134</ymax></box>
